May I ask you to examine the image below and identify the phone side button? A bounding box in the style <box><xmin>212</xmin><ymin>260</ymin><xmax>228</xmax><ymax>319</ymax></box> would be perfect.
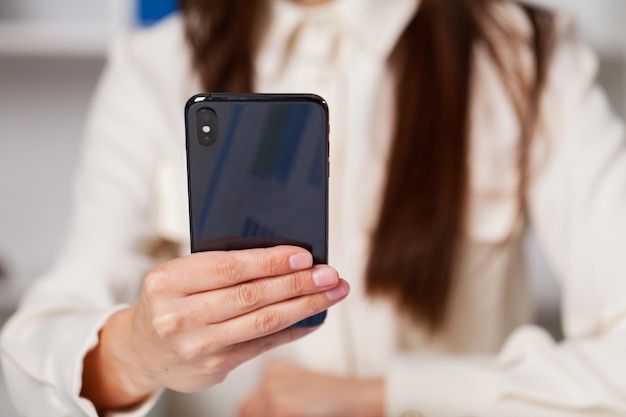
<box><xmin>327</xmin><ymin>160</ymin><xmax>330</xmax><ymax>178</ymax></box>
<box><xmin>326</xmin><ymin>135</ymin><xmax>330</xmax><ymax>158</ymax></box>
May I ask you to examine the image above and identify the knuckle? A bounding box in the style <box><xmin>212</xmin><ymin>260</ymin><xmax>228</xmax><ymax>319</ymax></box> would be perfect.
<box><xmin>213</xmin><ymin>372</ymin><xmax>228</xmax><ymax>385</ymax></box>
<box><xmin>234</xmin><ymin>282</ymin><xmax>262</xmax><ymax>309</ymax></box>
<box><xmin>143</xmin><ymin>266</ymin><xmax>170</xmax><ymax>297</ymax></box>
<box><xmin>304</xmin><ymin>294</ymin><xmax>323</xmax><ymax>315</ymax></box>
<box><xmin>203</xmin><ymin>354</ymin><xmax>234</xmax><ymax>375</ymax></box>
<box><xmin>177</xmin><ymin>339</ymin><xmax>204</xmax><ymax>362</ymax></box>
<box><xmin>263</xmin><ymin>251</ymin><xmax>285</xmax><ymax>276</ymax></box>
<box><xmin>151</xmin><ymin>311</ymin><xmax>183</xmax><ymax>340</ymax></box>
<box><xmin>254</xmin><ymin>310</ymin><xmax>282</xmax><ymax>334</ymax></box>
<box><xmin>288</xmin><ymin>270</ymin><xmax>308</xmax><ymax>295</ymax></box>
<box><xmin>215</xmin><ymin>255</ymin><xmax>243</xmax><ymax>284</ymax></box>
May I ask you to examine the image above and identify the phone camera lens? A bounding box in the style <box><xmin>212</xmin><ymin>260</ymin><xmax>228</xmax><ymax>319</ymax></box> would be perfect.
<box><xmin>196</xmin><ymin>108</ymin><xmax>218</xmax><ymax>147</ymax></box>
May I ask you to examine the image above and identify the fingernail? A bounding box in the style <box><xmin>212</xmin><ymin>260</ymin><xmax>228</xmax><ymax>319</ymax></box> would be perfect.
<box><xmin>326</xmin><ymin>281</ymin><xmax>349</xmax><ymax>301</ymax></box>
<box><xmin>289</xmin><ymin>253</ymin><xmax>312</xmax><ymax>270</ymax></box>
<box><xmin>312</xmin><ymin>267</ymin><xmax>338</xmax><ymax>287</ymax></box>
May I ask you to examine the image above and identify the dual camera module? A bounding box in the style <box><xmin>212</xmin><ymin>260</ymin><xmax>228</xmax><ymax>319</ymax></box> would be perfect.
<box><xmin>196</xmin><ymin>108</ymin><xmax>218</xmax><ymax>147</ymax></box>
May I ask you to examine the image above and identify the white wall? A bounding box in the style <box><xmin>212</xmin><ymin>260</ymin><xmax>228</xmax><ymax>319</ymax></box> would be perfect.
<box><xmin>530</xmin><ymin>0</ymin><xmax>626</xmax><ymax>54</ymax></box>
<box><xmin>0</xmin><ymin>0</ymin><xmax>131</xmax><ymax>28</ymax></box>
<box><xmin>0</xmin><ymin>56</ymin><xmax>105</xmax><ymax>417</ymax></box>
<box><xmin>0</xmin><ymin>56</ymin><xmax>104</xmax><ymax>292</ymax></box>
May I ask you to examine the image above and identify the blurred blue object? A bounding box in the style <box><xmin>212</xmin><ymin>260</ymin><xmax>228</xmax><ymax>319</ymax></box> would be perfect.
<box><xmin>137</xmin><ymin>0</ymin><xmax>179</xmax><ymax>26</ymax></box>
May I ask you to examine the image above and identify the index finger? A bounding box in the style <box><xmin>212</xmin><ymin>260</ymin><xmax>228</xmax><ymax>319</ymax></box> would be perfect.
<box><xmin>160</xmin><ymin>246</ymin><xmax>314</xmax><ymax>294</ymax></box>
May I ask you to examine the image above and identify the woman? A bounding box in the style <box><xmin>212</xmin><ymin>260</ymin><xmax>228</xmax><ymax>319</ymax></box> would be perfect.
<box><xmin>3</xmin><ymin>0</ymin><xmax>626</xmax><ymax>415</ymax></box>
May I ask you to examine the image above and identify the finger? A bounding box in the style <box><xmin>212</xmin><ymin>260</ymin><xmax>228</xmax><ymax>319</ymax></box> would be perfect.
<box><xmin>152</xmin><ymin>246</ymin><xmax>314</xmax><ymax>294</ymax></box>
<box><xmin>236</xmin><ymin>329</ymin><xmax>312</xmax><ymax>417</ymax></box>
<box><xmin>239</xmin><ymin>391</ymin><xmax>262</xmax><ymax>417</ymax></box>
<box><xmin>236</xmin><ymin>330</ymin><xmax>315</xmax><ymax>417</ymax></box>
<box><xmin>210</xmin><ymin>280</ymin><xmax>350</xmax><ymax>348</ymax></box>
<box><xmin>230</xmin><ymin>326</ymin><xmax>317</xmax><ymax>379</ymax></box>
<box><xmin>264</xmin><ymin>360</ymin><xmax>299</xmax><ymax>376</ymax></box>
<box><xmin>184</xmin><ymin>265</ymin><xmax>340</xmax><ymax>324</ymax></box>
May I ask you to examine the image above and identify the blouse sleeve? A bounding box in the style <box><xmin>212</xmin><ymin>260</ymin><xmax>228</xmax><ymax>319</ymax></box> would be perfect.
<box><xmin>0</xmin><ymin>31</ymin><xmax>170</xmax><ymax>417</ymax></box>
<box><xmin>385</xmin><ymin>22</ymin><xmax>626</xmax><ymax>417</ymax></box>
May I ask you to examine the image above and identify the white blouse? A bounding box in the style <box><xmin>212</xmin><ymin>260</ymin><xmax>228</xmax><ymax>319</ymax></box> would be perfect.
<box><xmin>3</xmin><ymin>0</ymin><xmax>626</xmax><ymax>416</ymax></box>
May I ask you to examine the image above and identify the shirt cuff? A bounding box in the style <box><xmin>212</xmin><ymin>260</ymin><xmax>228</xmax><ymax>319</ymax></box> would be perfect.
<box><xmin>386</xmin><ymin>353</ymin><xmax>502</xmax><ymax>417</ymax></box>
<box><xmin>104</xmin><ymin>390</ymin><xmax>164</xmax><ymax>417</ymax></box>
<box><xmin>67</xmin><ymin>305</ymin><xmax>163</xmax><ymax>417</ymax></box>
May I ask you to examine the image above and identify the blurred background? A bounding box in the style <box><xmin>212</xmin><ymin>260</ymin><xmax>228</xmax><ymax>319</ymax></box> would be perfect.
<box><xmin>0</xmin><ymin>0</ymin><xmax>625</xmax><ymax>415</ymax></box>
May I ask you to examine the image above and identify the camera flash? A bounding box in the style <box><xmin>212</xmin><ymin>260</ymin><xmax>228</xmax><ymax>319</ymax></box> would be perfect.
<box><xmin>202</xmin><ymin>125</ymin><xmax>211</xmax><ymax>134</ymax></box>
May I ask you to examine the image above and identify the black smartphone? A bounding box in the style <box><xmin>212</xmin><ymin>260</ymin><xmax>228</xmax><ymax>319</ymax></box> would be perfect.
<box><xmin>185</xmin><ymin>93</ymin><xmax>330</xmax><ymax>327</ymax></box>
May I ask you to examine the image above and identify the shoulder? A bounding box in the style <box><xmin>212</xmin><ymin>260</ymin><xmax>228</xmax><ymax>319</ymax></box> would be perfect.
<box><xmin>501</xmin><ymin>2</ymin><xmax>599</xmax><ymax>91</ymax></box>
<box><xmin>113</xmin><ymin>14</ymin><xmax>188</xmax><ymax>64</ymax></box>
<box><xmin>546</xmin><ymin>16</ymin><xmax>599</xmax><ymax>107</ymax></box>
<box><xmin>105</xmin><ymin>14</ymin><xmax>197</xmax><ymax>98</ymax></box>
<box><xmin>87</xmin><ymin>14</ymin><xmax>196</xmax><ymax>158</ymax></box>
<box><xmin>475</xmin><ymin>2</ymin><xmax>600</xmax><ymax>115</ymax></box>
<box><xmin>97</xmin><ymin>14</ymin><xmax>198</xmax><ymax>147</ymax></box>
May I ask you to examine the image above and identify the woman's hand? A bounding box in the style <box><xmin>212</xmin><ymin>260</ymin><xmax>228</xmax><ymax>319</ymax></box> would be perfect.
<box><xmin>81</xmin><ymin>246</ymin><xmax>349</xmax><ymax>411</ymax></box>
<box><xmin>239</xmin><ymin>362</ymin><xmax>384</xmax><ymax>417</ymax></box>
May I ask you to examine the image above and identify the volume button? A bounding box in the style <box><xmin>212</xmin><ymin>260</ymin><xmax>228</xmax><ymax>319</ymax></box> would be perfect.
<box><xmin>327</xmin><ymin>122</ymin><xmax>331</xmax><ymax>156</ymax></box>
<box><xmin>327</xmin><ymin>123</ymin><xmax>331</xmax><ymax>178</ymax></box>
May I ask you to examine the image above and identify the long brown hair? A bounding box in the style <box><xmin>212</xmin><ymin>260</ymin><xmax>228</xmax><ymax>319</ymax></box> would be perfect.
<box><xmin>180</xmin><ymin>0</ymin><xmax>554</xmax><ymax>331</ymax></box>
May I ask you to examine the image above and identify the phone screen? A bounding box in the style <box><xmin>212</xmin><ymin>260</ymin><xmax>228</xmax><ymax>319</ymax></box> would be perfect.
<box><xmin>185</xmin><ymin>94</ymin><xmax>329</xmax><ymax>326</ymax></box>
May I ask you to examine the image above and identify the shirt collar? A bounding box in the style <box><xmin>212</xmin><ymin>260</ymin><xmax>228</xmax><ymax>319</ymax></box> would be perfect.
<box><xmin>335</xmin><ymin>0</ymin><xmax>419</xmax><ymax>58</ymax></box>
<box><xmin>256</xmin><ymin>0</ymin><xmax>419</xmax><ymax>81</ymax></box>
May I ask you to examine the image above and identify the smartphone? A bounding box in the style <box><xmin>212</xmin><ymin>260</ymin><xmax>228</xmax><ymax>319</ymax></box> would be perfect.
<box><xmin>185</xmin><ymin>93</ymin><xmax>330</xmax><ymax>327</ymax></box>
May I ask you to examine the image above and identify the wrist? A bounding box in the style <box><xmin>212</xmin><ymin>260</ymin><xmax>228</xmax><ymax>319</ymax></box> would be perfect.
<box><xmin>351</xmin><ymin>377</ymin><xmax>384</xmax><ymax>417</ymax></box>
<box><xmin>81</xmin><ymin>308</ymin><xmax>157</xmax><ymax>410</ymax></box>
